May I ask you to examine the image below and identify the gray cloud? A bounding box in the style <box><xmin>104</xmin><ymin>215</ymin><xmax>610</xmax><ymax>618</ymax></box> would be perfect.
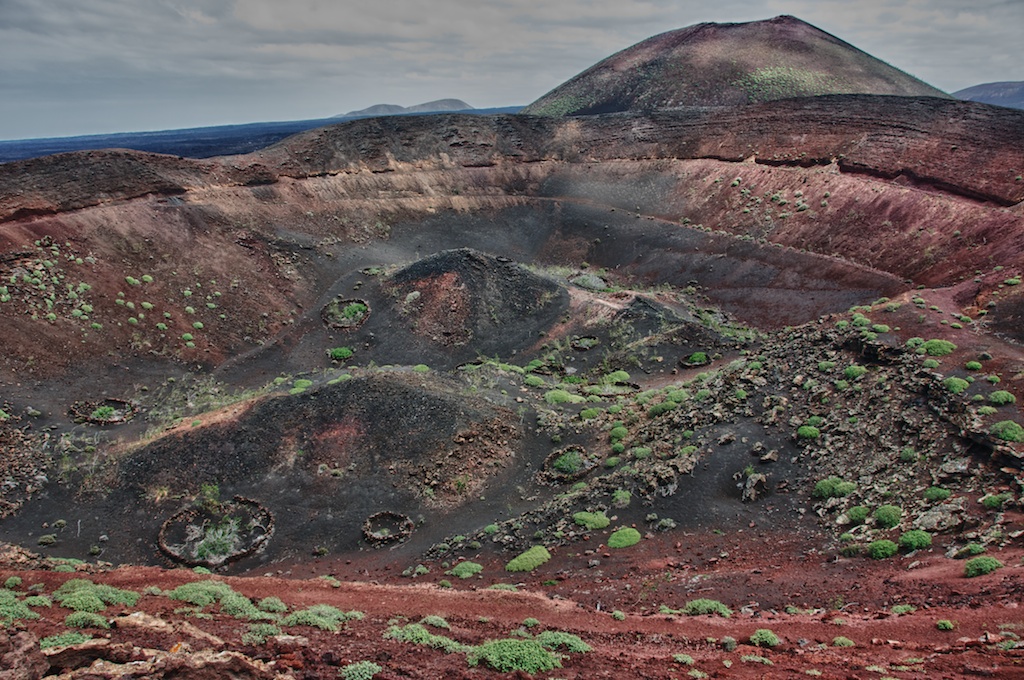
<box><xmin>0</xmin><ymin>0</ymin><xmax>1018</xmax><ymax>139</ymax></box>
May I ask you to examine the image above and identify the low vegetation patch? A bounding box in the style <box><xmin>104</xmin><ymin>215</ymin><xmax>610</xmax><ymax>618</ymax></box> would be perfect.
<box><xmin>749</xmin><ymin>628</ymin><xmax>780</xmax><ymax>648</ymax></box>
<box><xmin>963</xmin><ymin>556</ymin><xmax>1003</xmax><ymax>577</ymax></box>
<box><xmin>873</xmin><ymin>504</ymin><xmax>902</xmax><ymax>529</ymax></box>
<box><xmin>899</xmin><ymin>530</ymin><xmax>932</xmax><ymax>551</ymax></box>
<box><xmin>813</xmin><ymin>477</ymin><xmax>855</xmax><ymax>499</ymax></box>
<box><xmin>505</xmin><ymin>546</ymin><xmax>551</xmax><ymax>572</ymax></box>
<box><xmin>921</xmin><ymin>339</ymin><xmax>956</xmax><ymax>356</ymax></box>
<box><xmin>682</xmin><ymin>599</ymin><xmax>732</xmax><ymax>617</ymax></box>
<box><xmin>990</xmin><ymin>420</ymin><xmax>1024</xmax><ymax>442</ymax></box>
<box><xmin>867</xmin><ymin>540</ymin><xmax>898</xmax><ymax>559</ymax></box>
<box><xmin>572</xmin><ymin>511</ymin><xmax>610</xmax><ymax>530</ymax></box>
<box><xmin>448</xmin><ymin>561</ymin><xmax>483</xmax><ymax>579</ymax></box>
<box><xmin>607</xmin><ymin>527</ymin><xmax>641</xmax><ymax>548</ymax></box>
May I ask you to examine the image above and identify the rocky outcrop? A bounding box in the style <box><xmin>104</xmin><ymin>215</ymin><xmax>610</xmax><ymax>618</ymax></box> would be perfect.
<box><xmin>0</xmin><ymin>631</ymin><xmax>47</xmax><ymax>680</ymax></box>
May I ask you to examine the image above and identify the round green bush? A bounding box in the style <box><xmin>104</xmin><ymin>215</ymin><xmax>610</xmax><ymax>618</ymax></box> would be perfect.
<box><xmin>989</xmin><ymin>391</ymin><xmax>1016</xmax><ymax>405</ymax></box>
<box><xmin>797</xmin><ymin>425</ymin><xmax>820</xmax><ymax>440</ymax></box>
<box><xmin>873</xmin><ymin>505</ymin><xmax>903</xmax><ymax>529</ymax></box>
<box><xmin>921</xmin><ymin>339</ymin><xmax>956</xmax><ymax>356</ymax></box>
<box><xmin>990</xmin><ymin>421</ymin><xmax>1024</xmax><ymax>442</ymax></box>
<box><xmin>943</xmin><ymin>377</ymin><xmax>970</xmax><ymax>394</ymax></box>
<box><xmin>965</xmin><ymin>361</ymin><xmax>982</xmax><ymax>371</ymax></box>
<box><xmin>505</xmin><ymin>546</ymin><xmax>551</xmax><ymax>572</ymax></box>
<box><xmin>867</xmin><ymin>539</ymin><xmax>899</xmax><ymax>559</ymax></box>
<box><xmin>963</xmin><ymin>556</ymin><xmax>1003</xmax><ymax>577</ymax></box>
<box><xmin>65</xmin><ymin>611</ymin><xmax>109</xmax><ymax>629</ymax></box>
<box><xmin>813</xmin><ymin>477</ymin><xmax>855</xmax><ymax>499</ymax></box>
<box><xmin>749</xmin><ymin>628</ymin><xmax>780</xmax><ymax>647</ymax></box>
<box><xmin>607</xmin><ymin>527</ymin><xmax>641</xmax><ymax>549</ymax></box>
<box><xmin>573</xmin><ymin>512</ymin><xmax>610</xmax><ymax>530</ymax></box>
<box><xmin>936</xmin><ymin>619</ymin><xmax>955</xmax><ymax>630</ymax></box>
<box><xmin>609</xmin><ymin>426</ymin><xmax>628</xmax><ymax>442</ymax></box>
<box><xmin>923</xmin><ymin>487</ymin><xmax>951</xmax><ymax>502</ymax></box>
<box><xmin>899</xmin><ymin>530</ymin><xmax>932</xmax><ymax>551</ymax></box>
<box><xmin>981</xmin><ymin>493</ymin><xmax>1010</xmax><ymax>510</ymax></box>
<box><xmin>844</xmin><ymin>365</ymin><xmax>868</xmax><ymax>380</ymax></box>
<box><xmin>846</xmin><ymin>506</ymin><xmax>870</xmax><ymax>525</ymax></box>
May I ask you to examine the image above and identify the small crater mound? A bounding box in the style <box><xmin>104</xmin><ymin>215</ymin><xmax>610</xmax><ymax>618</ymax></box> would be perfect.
<box><xmin>386</xmin><ymin>248</ymin><xmax>567</xmax><ymax>352</ymax></box>
<box><xmin>321</xmin><ymin>297</ymin><xmax>371</xmax><ymax>330</ymax></box>
<box><xmin>158</xmin><ymin>496</ymin><xmax>274</xmax><ymax>568</ymax></box>
<box><xmin>362</xmin><ymin>511</ymin><xmax>414</xmax><ymax>546</ymax></box>
<box><xmin>68</xmin><ymin>398</ymin><xmax>137</xmax><ymax>425</ymax></box>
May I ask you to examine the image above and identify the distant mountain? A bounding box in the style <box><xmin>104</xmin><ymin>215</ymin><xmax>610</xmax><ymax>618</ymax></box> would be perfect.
<box><xmin>339</xmin><ymin>99</ymin><xmax>474</xmax><ymax>118</ymax></box>
<box><xmin>953</xmin><ymin>81</ymin><xmax>1024</xmax><ymax>110</ymax></box>
<box><xmin>523</xmin><ymin>15</ymin><xmax>949</xmax><ymax>116</ymax></box>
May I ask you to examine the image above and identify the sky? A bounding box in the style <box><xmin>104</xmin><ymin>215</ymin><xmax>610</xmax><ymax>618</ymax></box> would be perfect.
<box><xmin>0</xmin><ymin>0</ymin><xmax>1020</xmax><ymax>140</ymax></box>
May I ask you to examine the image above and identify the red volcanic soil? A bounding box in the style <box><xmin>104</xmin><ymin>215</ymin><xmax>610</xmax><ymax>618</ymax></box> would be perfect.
<box><xmin>2</xmin><ymin>533</ymin><xmax>1023</xmax><ymax>678</ymax></box>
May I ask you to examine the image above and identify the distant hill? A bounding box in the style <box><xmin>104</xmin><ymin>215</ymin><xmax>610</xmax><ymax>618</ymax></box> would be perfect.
<box><xmin>523</xmin><ymin>15</ymin><xmax>949</xmax><ymax>116</ymax></box>
<box><xmin>339</xmin><ymin>99</ymin><xmax>474</xmax><ymax>118</ymax></box>
<box><xmin>954</xmin><ymin>81</ymin><xmax>1024</xmax><ymax>110</ymax></box>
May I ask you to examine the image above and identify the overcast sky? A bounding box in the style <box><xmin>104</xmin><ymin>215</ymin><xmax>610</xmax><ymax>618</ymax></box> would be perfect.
<box><xmin>1</xmin><ymin>0</ymin><xmax>1019</xmax><ymax>140</ymax></box>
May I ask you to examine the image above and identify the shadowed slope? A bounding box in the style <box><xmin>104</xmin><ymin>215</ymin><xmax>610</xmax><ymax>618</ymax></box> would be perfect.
<box><xmin>522</xmin><ymin>15</ymin><xmax>949</xmax><ymax>116</ymax></box>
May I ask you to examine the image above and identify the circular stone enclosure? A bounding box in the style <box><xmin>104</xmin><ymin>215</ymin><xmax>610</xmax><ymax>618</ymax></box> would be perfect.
<box><xmin>538</xmin><ymin>446</ymin><xmax>596</xmax><ymax>485</ymax></box>
<box><xmin>158</xmin><ymin>496</ymin><xmax>275</xmax><ymax>568</ymax></box>
<box><xmin>321</xmin><ymin>297</ymin><xmax>371</xmax><ymax>330</ymax></box>
<box><xmin>69</xmin><ymin>398</ymin><xmax>138</xmax><ymax>425</ymax></box>
<box><xmin>362</xmin><ymin>511</ymin><xmax>414</xmax><ymax>546</ymax></box>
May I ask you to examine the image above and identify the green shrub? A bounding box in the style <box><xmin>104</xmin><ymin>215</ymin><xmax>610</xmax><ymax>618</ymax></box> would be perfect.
<box><xmin>4</xmin><ymin>576</ymin><xmax>21</xmax><ymax>590</ymax></box>
<box><xmin>832</xmin><ymin>636</ymin><xmax>855</xmax><ymax>647</ymax></box>
<box><xmin>0</xmin><ymin>591</ymin><xmax>39</xmax><ymax>623</ymax></box>
<box><xmin>844</xmin><ymin>365</ymin><xmax>867</xmax><ymax>380</ymax></box>
<box><xmin>891</xmin><ymin>604</ymin><xmax>916</xmax><ymax>615</ymax></box>
<box><xmin>604</xmin><ymin>370</ymin><xmax>630</xmax><ymax>384</ymax></box>
<box><xmin>23</xmin><ymin>595</ymin><xmax>51</xmax><ymax>608</ymax></box>
<box><xmin>242</xmin><ymin>622</ymin><xmax>281</xmax><ymax>645</ymax></box>
<box><xmin>340</xmin><ymin>661</ymin><xmax>383</xmax><ymax>680</ymax></box>
<box><xmin>612</xmin><ymin>489</ymin><xmax>631</xmax><ymax>508</ymax></box>
<box><xmin>467</xmin><ymin>639</ymin><xmax>562</xmax><ymax>673</ymax></box>
<box><xmin>846</xmin><ymin>506</ymin><xmax>869</xmax><ymax>524</ymax></box>
<box><xmin>981</xmin><ymin>493</ymin><xmax>1011</xmax><ymax>510</ymax></box>
<box><xmin>383</xmin><ymin>623</ymin><xmax>469</xmax><ymax>654</ymax></box>
<box><xmin>524</xmin><ymin>375</ymin><xmax>545</xmax><ymax>387</ymax></box>
<box><xmin>448</xmin><ymin>561</ymin><xmax>483</xmax><ymax>579</ymax></box>
<box><xmin>923</xmin><ymin>487</ymin><xmax>951</xmax><ymax>502</ymax></box>
<box><xmin>282</xmin><ymin>605</ymin><xmax>362</xmax><ymax>631</ymax></box>
<box><xmin>647</xmin><ymin>401</ymin><xmax>677</xmax><ymax>418</ymax></box>
<box><xmin>328</xmin><ymin>347</ymin><xmax>354</xmax><ymax>361</ymax></box>
<box><xmin>552</xmin><ymin>450</ymin><xmax>584</xmax><ymax>474</ymax></box>
<box><xmin>874</xmin><ymin>505</ymin><xmax>902</xmax><ymax>529</ymax></box>
<box><xmin>535</xmin><ymin>630</ymin><xmax>591</xmax><ymax>653</ymax></box>
<box><xmin>609</xmin><ymin>426</ymin><xmax>628</xmax><ymax>442</ymax></box>
<box><xmin>219</xmin><ymin>592</ymin><xmax>264</xmax><ymax>619</ymax></box>
<box><xmin>505</xmin><ymin>546</ymin><xmax>551</xmax><ymax>572</ymax></box>
<box><xmin>412</xmin><ymin>364</ymin><xmax>430</xmax><ymax>373</ymax></box>
<box><xmin>990</xmin><ymin>421</ymin><xmax>1024</xmax><ymax>442</ymax></box>
<box><xmin>899</xmin><ymin>530</ymin><xmax>932</xmax><ymax>551</ymax></box>
<box><xmin>39</xmin><ymin>632</ymin><xmax>92</xmax><ymax>649</ymax></box>
<box><xmin>166</xmin><ymin>580</ymin><xmax>234</xmax><ymax>607</ymax></box>
<box><xmin>797</xmin><ymin>425</ymin><xmax>820</xmax><ymax>440</ymax></box>
<box><xmin>682</xmin><ymin>599</ymin><xmax>732</xmax><ymax>617</ymax></box>
<box><xmin>922</xmin><ymin>359</ymin><xmax>940</xmax><ymax>369</ymax></box>
<box><xmin>965</xmin><ymin>361</ymin><xmax>982</xmax><ymax>371</ymax></box>
<box><xmin>673</xmin><ymin>653</ymin><xmax>695</xmax><ymax>665</ymax></box>
<box><xmin>421</xmin><ymin>615</ymin><xmax>451</xmax><ymax>629</ymax></box>
<box><xmin>989</xmin><ymin>391</ymin><xmax>1016</xmax><ymax>405</ymax></box>
<box><xmin>813</xmin><ymin>477</ymin><xmax>855</xmax><ymax>499</ymax></box>
<box><xmin>610</xmin><ymin>609</ymin><xmax>625</xmax><ymax>620</ymax></box>
<box><xmin>936</xmin><ymin>619</ymin><xmax>955</xmax><ymax>630</ymax></box>
<box><xmin>607</xmin><ymin>528</ymin><xmax>641</xmax><ymax>549</ymax></box>
<box><xmin>749</xmin><ymin>628</ymin><xmax>780</xmax><ymax>647</ymax></box>
<box><xmin>921</xmin><ymin>339</ymin><xmax>956</xmax><ymax>356</ymax></box>
<box><xmin>867</xmin><ymin>540</ymin><xmax>898</xmax><ymax>559</ymax></box>
<box><xmin>686</xmin><ymin>352</ymin><xmax>708</xmax><ymax>365</ymax></box>
<box><xmin>964</xmin><ymin>556</ymin><xmax>1002</xmax><ymax>577</ymax></box>
<box><xmin>943</xmin><ymin>377</ymin><xmax>970</xmax><ymax>394</ymax></box>
<box><xmin>579</xmin><ymin>408</ymin><xmax>601</xmax><ymax>420</ymax></box>
<box><xmin>899</xmin><ymin>446</ymin><xmax>918</xmax><ymax>462</ymax></box>
<box><xmin>256</xmin><ymin>597</ymin><xmax>287</xmax><ymax>613</ymax></box>
<box><xmin>544</xmin><ymin>389</ymin><xmax>584</xmax><ymax>405</ymax></box>
<box><xmin>65</xmin><ymin>611</ymin><xmax>109</xmax><ymax>629</ymax></box>
<box><xmin>573</xmin><ymin>512</ymin><xmax>610</xmax><ymax>530</ymax></box>
<box><xmin>58</xmin><ymin>591</ymin><xmax>106</xmax><ymax>612</ymax></box>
